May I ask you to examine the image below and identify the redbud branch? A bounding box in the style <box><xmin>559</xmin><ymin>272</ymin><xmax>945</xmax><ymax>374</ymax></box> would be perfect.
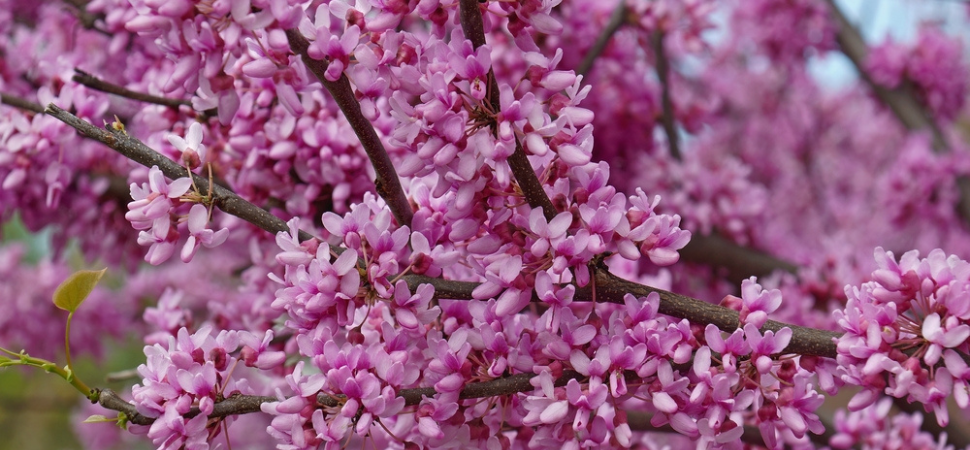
<box><xmin>679</xmin><ymin>234</ymin><xmax>799</xmax><ymax>283</ymax></box>
<box><xmin>45</xmin><ymin>103</ymin><xmax>837</xmax><ymax>359</ymax></box>
<box><xmin>284</xmin><ymin>29</ymin><xmax>414</xmax><ymax>229</ymax></box>
<box><xmin>43</xmin><ymin>104</ymin><xmax>316</xmax><ymax>242</ymax></box>
<box><xmin>96</xmin><ymin>371</ymin><xmax>585</xmax><ymax>426</ymax></box>
<box><xmin>72</xmin><ymin>69</ymin><xmax>192</xmax><ymax>109</ymax></box>
<box><xmin>625</xmin><ymin>411</ymin><xmax>775</xmax><ymax>449</ymax></box>
<box><xmin>458</xmin><ymin>0</ymin><xmax>559</xmax><ymax>222</ymax></box>
<box><xmin>576</xmin><ymin>1</ymin><xmax>628</xmax><ymax>78</ymax></box>
<box><xmin>404</xmin><ymin>269</ymin><xmax>840</xmax><ymax>359</ymax></box>
<box><xmin>651</xmin><ymin>30</ymin><xmax>681</xmax><ymax>161</ymax></box>
<box><xmin>823</xmin><ymin>0</ymin><xmax>970</xmax><ymax>225</ymax></box>
<box><xmin>1</xmin><ymin>92</ymin><xmax>46</xmax><ymax>114</ymax></box>
<box><xmin>59</xmin><ymin>0</ymin><xmax>110</xmax><ymax>36</ymax></box>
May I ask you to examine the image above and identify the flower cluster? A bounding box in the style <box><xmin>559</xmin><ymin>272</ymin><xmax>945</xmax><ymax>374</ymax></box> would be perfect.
<box><xmin>834</xmin><ymin>247</ymin><xmax>970</xmax><ymax>425</ymax></box>
<box><xmin>867</xmin><ymin>26</ymin><xmax>968</xmax><ymax>122</ymax></box>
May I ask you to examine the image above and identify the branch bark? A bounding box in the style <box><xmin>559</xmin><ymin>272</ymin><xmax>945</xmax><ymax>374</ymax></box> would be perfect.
<box><xmin>651</xmin><ymin>30</ymin><xmax>681</xmax><ymax>161</ymax></box>
<box><xmin>458</xmin><ymin>0</ymin><xmax>559</xmax><ymax>222</ymax></box>
<box><xmin>285</xmin><ymin>29</ymin><xmax>414</xmax><ymax>229</ymax></box>
<box><xmin>576</xmin><ymin>1</ymin><xmax>628</xmax><ymax>78</ymax></box>
<box><xmin>824</xmin><ymin>0</ymin><xmax>970</xmax><ymax>224</ymax></box>
<box><xmin>73</xmin><ymin>69</ymin><xmax>192</xmax><ymax>109</ymax></box>
<box><xmin>44</xmin><ymin>104</ymin><xmax>316</xmax><ymax>242</ymax></box>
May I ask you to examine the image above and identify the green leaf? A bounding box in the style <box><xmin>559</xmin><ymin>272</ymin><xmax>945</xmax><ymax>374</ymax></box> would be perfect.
<box><xmin>53</xmin><ymin>268</ymin><xmax>107</xmax><ymax>312</ymax></box>
<box><xmin>82</xmin><ymin>415</ymin><xmax>114</xmax><ymax>424</ymax></box>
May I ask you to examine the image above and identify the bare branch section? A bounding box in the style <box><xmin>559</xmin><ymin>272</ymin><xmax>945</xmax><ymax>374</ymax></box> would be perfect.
<box><xmin>1</xmin><ymin>93</ymin><xmax>45</xmax><ymax>114</ymax></box>
<box><xmin>679</xmin><ymin>234</ymin><xmax>799</xmax><ymax>283</ymax></box>
<box><xmin>73</xmin><ymin>69</ymin><xmax>192</xmax><ymax>109</ymax></box>
<box><xmin>99</xmin><ymin>371</ymin><xmax>584</xmax><ymax>427</ymax></box>
<box><xmin>458</xmin><ymin>0</ymin><xmax>559</xmax><ymax>222</ymax></box>
<box><xmin>651</xmin><ymin>30</ymin><xmax>681</xmax><ymax>161</ymax></box>
<box><xmin>48</xmin><ymin>97</ymin><xmax>836</xmax><ymax>358</ymax></box>
<box><xmin>59</xmin><ymin>0</ymin><xmax>109</xmax><ymax>35</ymax></box>
<box><xmin>285</xmin><ymin>29</ymin><xmax>414</xmax><ymax>229</ymax></box>
<box><xmin>43</xmin><ymin>104</ymin><xmax>316</xmax><ymax>242</ymax></box>
<box><xmin>404</xmin><ymin>271</ymin><xmax>840</xmax><ymax>359</ymax></box>
<box><xmin>576</xmin><ymin>1</ymin><xmax>628</xmax><ymax>78</ymax></box>
<box><xmin>823</xmin><ymin>0</ymin><xmax>970</xmax><ymax>224</ymax></box>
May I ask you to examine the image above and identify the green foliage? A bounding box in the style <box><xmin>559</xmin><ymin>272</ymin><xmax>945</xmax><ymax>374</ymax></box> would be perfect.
<box><xmin>53</xmin><ymin>268</ymin><xmax>107</xmax><ymax>313</ymax></box>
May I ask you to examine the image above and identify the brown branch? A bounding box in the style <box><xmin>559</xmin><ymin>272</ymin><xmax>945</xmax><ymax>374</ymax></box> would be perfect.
<box><xmin>626</xmin><ymin>411</ymin><xmax>778</xmax><ymax>448</ymax></box>
<box><xmin>823</xmin><ymin>0</ymin><xmax>970</xmax><ymax>224</ymax></box>
<box><xmin>405</xmin><ymin>270</ymin><xmax>840</xmax><ymax>359</ymax></box>
<box><xmin>458</xmin><ymin>0</ymin><xmax>559</xmax><ymax>222</ymax></box>
<box><xmin>651</xmin><ymin>30</ymin><xmax>681</xmax><ymax>161</ymax></box>
<box><xmin>576</xmin><ymin>1</ymin><xmax>628</xmax><ymax>78</ymax></box>
<box><xmin>98</xmin><ymin>371</ymin><xmax>584</xmax><ymax>427</ymax></box>
<box><xmin>43</xmin><ymin>104</ymin><xmax>316</xmax><ymax>242</ymax></box>
<box><xmin>284</xmin><ymin>29</ymin><xmax>414</xmax><ymax>229</ymax></box>
<box><xmin>679</xmin><ymin>234</ymin><xmax>799</xmax><ymax>284</ymax></box>
<box><xmin>59</xmin><ymin>0</ymin><xmax>110</xmax><ymax>35</ymax></box>
<box><xmin>72</xmin><ymin>69</ymin><xmax>191</xmax><ymax>109</ymax></box>
<box><xmin>47</xmin><ymin>103</ymin><xmax>838</xmax><ymax>359</ymax></box>
<box><xmin>1</xmin><ymin>93</ymin><xmax>45</xmax><ymax>114</ymax></box>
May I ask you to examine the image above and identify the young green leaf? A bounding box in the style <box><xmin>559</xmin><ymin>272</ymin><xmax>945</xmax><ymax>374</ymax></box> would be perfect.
<box><xmin>53</xmin><ymin>268</ymin><xmax>107</xmax><ymax>313</ymax></box>
<box><xmin>82</xmin><ymin>415</ymin><xmax>114</xmax><ymax>423</ymax></box>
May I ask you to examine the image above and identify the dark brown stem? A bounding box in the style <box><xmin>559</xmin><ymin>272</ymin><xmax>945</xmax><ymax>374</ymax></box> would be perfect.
<box><xmin>73</xmin><ymin>69</ymin><xmax>191</xmax><ymax>109</ymax></box>
<box><xmin>626</xmin><ymin>411</ymin><xmax>775</xmax><ymax>448</ymax></box>
<box><xmin>404</xmin><ymin>270</ymin><xmax>841</xmax><ymax>359</ymax></box>
<box><xmin>679</xmin><ymin>234</ymin><xmax>799</xmax><ymax>284</ymax></box>
<box><xmin>98</xmin><ymin>371</ymin><xmax>584</xmax><ymax>426</ymax></box>
<box><xmin>458</xmin><ymin>0</ymin><xmax>558</xmax><ymax>222</ymax></box>
<box><xmin>59</xmin><ymin>0</ymin><xmax>110</xmax><ymax>35</ymax></box>
<box><xmin>576</xmin><ymin>1</ymin><xmax>628</xmax><ymax>78</ymax></box>
<box><xmin>47</xmin><ymin>103</ymin><xmax>839</xmax><ymax>359</ymax></box>
<box><xmin>823</xmin><ymin>0</ymin><xmax>970</xmax><ymax>224</ymax></box>
<box><xmin>285</xmin><ymin>29</ymin><xmax>414</xmax><ymax>229</ymax></box>
<box><xmin>1</xmin><ymin>93</ymin><xmax>45</xmax><ymax>114</ymax></box>
<box><xmin>43</xmin><ymin>104</ymin><xmax>316</xmax><ymax>242</ymax></box>
<box><xmin>651</xmin><ymin>30</ymin><xmax>681</xmax><ymax>161</ymax></box>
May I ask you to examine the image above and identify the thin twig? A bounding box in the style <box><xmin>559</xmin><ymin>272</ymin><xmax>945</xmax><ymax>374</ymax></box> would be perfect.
<box><xmin>678</xmin><ymin>234</ymin><xmax>799</xmax><ymax>283</ymax></box>
<box><xmin>1</xmin><ymin>93</ymin><xmax>45</xmax><ymax>114</ymax></box>
<box><xmin>59</xmin><ymin>0</ymin><xmax>110</xmax><ymax>35</ymax></box>
<box><xmin>458</xmin><ymin>0</ymin><xmax>559</xmax><ymax>222</ymax></box>
<box><xmin>73</xmin><ymin>69</ymin><xmax>192</xmax><ymax>109</ymax></box>
<box><xmin>651</xmin><ymin>30</ymin><xmax>681</xmax><ymax>161</ymax></box>
<box><xmin>285</xmin><ymin>29</ymin><xmax>414</xmax><ymax>229</ymax></box>
<box><xmin>823</xmin><ymin>0</ymin><xmax>970</xmax><ymax>224</ymax></box>
<box><xmin>577</xmin><ymin>2</ymin><xmax>628</xmax><ymax>78</ymax></box>
<box><xmin>99</xmin><ymin>371</ymin><xmax>585</xmax><ymax>426</ymax></box>
<box><xmin>46</xmin><ymin>103</ymin><xmax>839</xmax><ymax>358</ymax></box>
<box><xmin>404</xmin><ymin>269</ymin><xmax>841</xmax><ymax>359</ymax></box>
<box><xmin>43</xmin><ymin>104</ymin><xmax>316</xmax><ymax>242</ymax></box>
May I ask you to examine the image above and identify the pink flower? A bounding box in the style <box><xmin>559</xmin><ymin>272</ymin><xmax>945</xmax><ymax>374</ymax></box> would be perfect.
<box><xmin>180</xmin><ymin>204</ymin><xmax>230</xmax><ymax>263</ymax></box>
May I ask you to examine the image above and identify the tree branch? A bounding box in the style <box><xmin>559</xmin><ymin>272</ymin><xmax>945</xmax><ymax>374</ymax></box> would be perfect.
<box><xmin>823</xmin><ymin>0</ymin><xmax>970</xmax><ymax>224</ymax></box>
<box><xmin>284</xmin><ymin>29</ymin><xmax>414</xmax><ymax>229</ymax></box>
<box><xmin>43</xmin><ymin>104</ymin><xmax>316</xmax><ymax>242</ymax></box>
<box><xmin>98</xmin><ymin>371</ymin><xmax>585</xmax><ymax>427</ymax></box>
<box><xmin>678</xmin><ymin>234</ymin><xmax>799</xmax><ymax>283</ymax></box>
<box><xmin>1</xmin><ymin>92</ymin><xmax>45</xmax><ymax>114</ymax></box>
<box><xmin>651</xmin><ymin>30</ymin><xmax>681</xmax><ymax>161</ymax></box>
<box><xmin>46</xmin><ymin>102</ymin><xmax>839</xmax><ymax>359</ymax></box>
<box><xmin>72</xmin><ymin>69</ymin><xmax>192</xmax><ymax>109</ymax></box>
<box><xmin>458</xmin><ymin>0</ymin><xmax>559</xmax><ymax>222</ymax></box>
<box><xmin>576</xmin><ymin>1</ymin><xmax>628</xmax><ymax>78</ymax></box>
<box><xmin>404</xmin><ymin>270</ymin><xmax>840</xmax><ymax>359</ymax></box>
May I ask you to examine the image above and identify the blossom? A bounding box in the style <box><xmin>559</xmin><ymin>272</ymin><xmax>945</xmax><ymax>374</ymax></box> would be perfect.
<box><xmin>180</xmin><ymin>204</ymin><xmax>230</xmax><ymax>262</ymax></box>
<box><xmin>167</xmin><ymin>122</ymin><xmax>207</xmax><ymax>169</ymax></box>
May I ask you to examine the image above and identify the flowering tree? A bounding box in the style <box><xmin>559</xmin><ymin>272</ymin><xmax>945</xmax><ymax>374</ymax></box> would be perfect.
<box><xmin>2</xmin><ymin>0</ymin><xmax>970</xmax><ymax>448</ymax></box>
